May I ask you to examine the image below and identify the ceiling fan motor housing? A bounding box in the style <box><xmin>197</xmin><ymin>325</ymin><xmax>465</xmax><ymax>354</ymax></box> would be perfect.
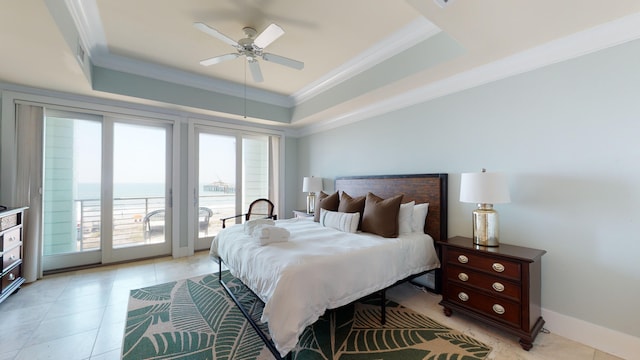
<box><xmin>242</xmin><ymin>27</ymin><xmax>257</xmax><ymax>39</ymax></box>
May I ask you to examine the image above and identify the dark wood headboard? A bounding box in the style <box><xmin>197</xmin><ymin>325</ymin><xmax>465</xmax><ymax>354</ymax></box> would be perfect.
<box><xmin>335</xmin><ymin>174</ymin><xmax>448</xmax><ymax>241</ymax></box>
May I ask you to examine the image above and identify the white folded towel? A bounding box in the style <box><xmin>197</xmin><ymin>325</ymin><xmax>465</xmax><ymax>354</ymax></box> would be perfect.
<box><xmin>253</xmin><ymin>224</ymin><xmax>290</xmax><ymax>246</ymax></box>
<box><xmin>244</xmin><ymin>218</ymin><xmax>276</xmax><ymax>235</ymax></box>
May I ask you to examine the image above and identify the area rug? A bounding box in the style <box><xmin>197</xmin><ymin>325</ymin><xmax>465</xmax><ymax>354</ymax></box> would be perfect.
<box><xmin>123</xmin><ymin>271</ymin><xmax>491</xmax><ymax>360</ymax></box>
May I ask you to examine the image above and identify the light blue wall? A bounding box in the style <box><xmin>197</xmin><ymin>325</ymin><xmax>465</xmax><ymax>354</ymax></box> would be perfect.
<box><xmin>283</xmin><ymin>136</ymin><xmax>299</xmax><ymax>217</ymax></box>
<box><xmin>297</xmin><ymin>39</ymin><xmax>640</xmax><ymax>338</ymax></box>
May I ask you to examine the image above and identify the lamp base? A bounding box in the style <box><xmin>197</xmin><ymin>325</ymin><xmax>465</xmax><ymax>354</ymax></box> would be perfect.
<box><xmin>472</xmin><ymin>204</ymin><xmax>500</xmax><ymax>247</ymax></box>
<box><xmin>306</xmin><ymin>193</ymin><xmax>316</xmax><ymax>214</ymax></box>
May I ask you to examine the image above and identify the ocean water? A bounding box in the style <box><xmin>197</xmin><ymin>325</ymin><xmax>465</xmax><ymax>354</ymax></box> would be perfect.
<box><xmin>77</xmin><ymin>183</ymin><xmax>235</xmax><ymax>199</ymax></box>
<box><xmin>77</xmin><ymin>183</ymin><xmax>167</xmax><ymax>199</ymax></box>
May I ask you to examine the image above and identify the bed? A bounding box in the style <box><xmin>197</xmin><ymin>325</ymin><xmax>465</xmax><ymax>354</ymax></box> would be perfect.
<box><xmin>210</xmin><ymin>173</ymin><xmax>448</xmax><ymax>358</ymax></box>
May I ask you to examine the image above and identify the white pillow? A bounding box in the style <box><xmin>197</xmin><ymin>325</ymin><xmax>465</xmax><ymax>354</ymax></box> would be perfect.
<box><xmin>411</xmin><ymin>203</ymin><xmax>429</xmax><ymax>233</ymax></box>
<box><xmin>320</xmin><ymin>209</ymin><xmax>360</xmax><ymax>233</ymax></box>
<box><xmin>398</xmin><ymin>201</ymin><xmax>415</xmax><ymax>235</ymax></box>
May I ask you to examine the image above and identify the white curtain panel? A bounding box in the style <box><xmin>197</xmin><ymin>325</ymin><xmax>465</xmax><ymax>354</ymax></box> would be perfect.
<box><xmin>269</xmin><ymin>135</ymin><xmax>280</xmax><ymax>216</ymax></box>
<box><xmin>15</xmin><ymin>103</ymin><xmax>44</xmax><ymax>282</ymax></box>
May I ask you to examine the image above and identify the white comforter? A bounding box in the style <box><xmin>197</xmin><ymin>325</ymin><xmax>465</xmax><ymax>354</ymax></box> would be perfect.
<box><xmin>209</xmin><ymin>218</ymin><xmax>440</xmax><ymax>356</ymax></box>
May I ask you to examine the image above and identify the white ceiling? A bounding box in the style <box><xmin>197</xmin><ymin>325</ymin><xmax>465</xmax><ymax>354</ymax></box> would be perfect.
<box><xmin>2</xmin><ymin>1</ymin><xmax>640</xmax><ymax>132</ymax></box>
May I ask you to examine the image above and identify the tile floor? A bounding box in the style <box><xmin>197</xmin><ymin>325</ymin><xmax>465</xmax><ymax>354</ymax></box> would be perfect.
<box><xmin>0</xmin><ymin>251</ymin><xmax>622</xmax><ymax>360</ymax></box>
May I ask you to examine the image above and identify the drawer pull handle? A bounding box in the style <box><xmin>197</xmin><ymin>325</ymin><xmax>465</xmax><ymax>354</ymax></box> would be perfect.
<box><xmin>458</xmin><ymin>273</ymin><xmax>469</xmax><ymax>282</ymax></box>
<box><xmin>458</xmin><ymin>292</ymin><xmax>469</xmax><ymax>302</ymax></box>
<box><xmin>457</xmin><ymin>255</ymin><xmax>469</xmax><ymax>264</ymax></box>
<box><xmin>492</xmin><ymin>304</ymin><xmax>505</xmax><ymax>315</ymax></box>
<box><xmin>492</xmin><ymin>263</ymin><xmax>505</xmax><ymax>273</ymax></box>
<box><xmin>492</xmin><ymin>282</ymin><xmax>505</xmax><ymax>292</ymax></box>
<box><xmin>8</xmin><ymin>273</ymin><xmax>15</xmax><ymax>281</ymax></box>
<box><xmin>9</xmin><ymin>254</ymin><xmax>17</xmax><ymax>260</ymax></box>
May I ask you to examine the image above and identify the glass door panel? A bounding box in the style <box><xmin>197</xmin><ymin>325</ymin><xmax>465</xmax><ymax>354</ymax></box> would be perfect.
<box><xmin>43</xmin><ymin>114</ymin><xmax>102</xmax><ymax>270</ymax></box>
<box><xmin>193</xmin><ymin>129</ymin><xmax>275</xmax><ymax>251</ymax></box>
<box><xmin>242</xmin><ymin>136</ymin><xmax>270</xmax><ymax>209</ymax></box>
<box><xmin>112</xmin><ymin>123</ymin><xmax>168</xmax><ymax>249</ymax></box>
<box><xmin>196</xmin><ymin>133</ymin><xmax>236</xmax><ymax>249</ymax></box>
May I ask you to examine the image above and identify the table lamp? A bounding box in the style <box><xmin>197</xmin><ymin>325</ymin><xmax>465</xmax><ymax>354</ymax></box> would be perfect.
<box><xmin>459</xmin><ymin>169</ymin><xmax>510</xmax><ymax>247</ymax></box>
<box><xmin>302</xmin><ymin>176</ymin><xmax>323</xmax><ymax>214</ymax></box>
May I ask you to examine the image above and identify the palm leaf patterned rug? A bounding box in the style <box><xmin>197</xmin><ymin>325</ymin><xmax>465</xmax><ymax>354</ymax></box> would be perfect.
<box><xmin>123</xmin><ymin>271</ymin><xmax>491</xmax><ymax>360</ymax></box>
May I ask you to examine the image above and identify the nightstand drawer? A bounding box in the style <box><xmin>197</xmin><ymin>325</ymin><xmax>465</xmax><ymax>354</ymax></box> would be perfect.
<box><xmin>446</xmin><ymin>282</ymin><xmax>521</xmax><ymax>327</ymax></box>
<box><xmin>447</xmin><ymin>264</ymin><xmax>521</xmax><ymax>301</ymax></box>
<box><xmin>446</xmin><ymin>248</ymin><xmax>521</xmax><ymax>281</ymax></box>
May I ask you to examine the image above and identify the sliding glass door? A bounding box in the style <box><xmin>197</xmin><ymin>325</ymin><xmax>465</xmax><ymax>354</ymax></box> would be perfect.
<box><xmin>193</xmin><ymin>126</ymin><xmax>278</xmax><ymax>251</ymax></box>
<box><xmin>109</xmin><ymin>121</ymin><xmax>172</xmax><ymax>262</ymax></box>
<box><xmin>42</xmin><ymin>110</ymin><xmax>172</xmax><ymax>271</ymax></box>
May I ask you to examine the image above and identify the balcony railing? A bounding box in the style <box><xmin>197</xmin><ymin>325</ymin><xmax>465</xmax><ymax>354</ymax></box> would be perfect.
<box><xmin>75</xmin><ymin>194</ymin><xmax>236</xmax><ymax>250</ymax></box>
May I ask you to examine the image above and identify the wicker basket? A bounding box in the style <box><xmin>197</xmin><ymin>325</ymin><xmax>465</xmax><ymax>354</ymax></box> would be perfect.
<box><xmin>0</xmin><ymin>214</ymin><xmax>17</xmax><ymax>231</ymax></box>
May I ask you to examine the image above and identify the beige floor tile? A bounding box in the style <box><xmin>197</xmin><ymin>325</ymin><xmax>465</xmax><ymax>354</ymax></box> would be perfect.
<box><xmin>0</xmin><ymin>320</ymin><xmax>39</xmax><ymax>355</ymax></box>
<box><xmin>102</xmin><ymin>301</ymin><xmax>128</xmax><ymax>325</ymax></box>
<box><xmin>0</xmin><ymin>351</ymin><xmax>19</xmax><ymax>360</ymax></box>
<box><xmin>45</xmin><ymin>290</ymin><xmax>111</xmax><ymax>319</ymax></box>
<box><xmin>0</xmin><ymin>302</ymin><xmax>52</xmax><ymax>327</ymax></box>
<box><xmin>26</xmin><ymin>307</ymin><xmax>105</xmax><ymax>346</ymax></box>
<box><xmin>91</xmin><ymin>320</ymin><xmax>125</xmax><ymax>356</ymax></box>
<box><xmin>90</xmin><ymin>348</ymin><xmax>121</xmax><ymax>360</ymax></box>
<box><xmin>0</xmin><ymin>251</ymin><xmax>624</xmax><ymax>360</ymax></box>
<box><xmin>15</xmin><ymin>330</ymin><xmax>98</xmax><ymax>360</ymax></box>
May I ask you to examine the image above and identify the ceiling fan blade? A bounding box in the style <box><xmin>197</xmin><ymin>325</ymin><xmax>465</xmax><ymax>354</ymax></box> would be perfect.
<box><xmin>248</xmin><ymin>59</ymin><xmax>264</xmax><ymax>83</ymax></box>
<box><xmin>253</xmin><ymin>23</ymin><xmax>284</xmax><ymax>49</ymax></box>
<box><xmin>199</xmin><ymin>53</ymin><xmax>239</xmax><ymax>66</ymax></box>
<box><xmin>262</xmin><ymin>53</ymin><xmax>304</xmax><ymax>70</ymax></box>
<box><xmin>193</xmin><ymin>22</ymin><xmax>239</xmax><ymax>48</ymax></box>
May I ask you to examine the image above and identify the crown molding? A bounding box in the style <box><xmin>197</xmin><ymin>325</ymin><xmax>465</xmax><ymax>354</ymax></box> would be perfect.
<box><xmin>65</xmin><ymin>0</ymin><xmax>107</xmax><ymax>56</ymax></box>
<box><xmin>295</xmin><ymin>11</ymin><xmax>640</xmax><ymax>137</ymax></box>
<box><xmin>291</xmin><ymin>18</ymin><xmax>441</xmax><ymax>105</ymax></box>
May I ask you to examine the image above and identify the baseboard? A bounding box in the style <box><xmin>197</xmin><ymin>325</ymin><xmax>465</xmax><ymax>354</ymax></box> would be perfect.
<box><xmin>542</xmin><ymin>308</ymin><xmax>639</xmax><ymax>359</ymax></box>
<box><xmin>172</xmin><ymin>246</ymin><xmax>193</xmax><ymax>258</ymax></box>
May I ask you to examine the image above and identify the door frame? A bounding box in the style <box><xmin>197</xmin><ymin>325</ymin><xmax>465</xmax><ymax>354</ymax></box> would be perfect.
<box><xmin>186</xmin><ymin>119</ymin><xmax>285</xmax><ymax>254</ymax></box>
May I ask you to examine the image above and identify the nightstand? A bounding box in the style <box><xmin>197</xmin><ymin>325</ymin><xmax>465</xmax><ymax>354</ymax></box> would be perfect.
<box><xmin>292</xmin><ymin>210</ymin><xmax>314</xmax><ymax>219</ymax></box>
<box><xmin>438</xmin><ymin>236</ymin><xmax>546</xmax><ymax>350</ymax></box>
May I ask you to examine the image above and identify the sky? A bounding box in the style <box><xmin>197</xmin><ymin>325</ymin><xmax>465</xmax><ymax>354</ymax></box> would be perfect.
<box><xmin>72</xmin><ymin>119</ymin><xmax>236</xmax><ymax>185</ymax></box>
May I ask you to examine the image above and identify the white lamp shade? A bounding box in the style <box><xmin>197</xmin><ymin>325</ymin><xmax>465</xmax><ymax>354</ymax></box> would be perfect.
<box><xmin>460</xmin><ymin>172</ymin><xmax>510</xmax><ymax>204</ymax></box>
<box><xmin>302</xmin><ymin>176</ymin><xmax>323</xmax><ymax>193</ymax></box>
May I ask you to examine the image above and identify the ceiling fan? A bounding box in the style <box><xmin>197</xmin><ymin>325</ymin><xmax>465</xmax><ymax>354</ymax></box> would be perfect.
<box><xmin>194</xmin><ymin>22</ymin><xmax>304</xmax><ymax>83</ymax></box>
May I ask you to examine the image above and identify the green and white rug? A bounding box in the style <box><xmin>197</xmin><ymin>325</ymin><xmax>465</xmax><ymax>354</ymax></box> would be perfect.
<box><xmin>123</xmin><ymin>271</ymin><xmax>491</xmax><ymax>360</ymax></box>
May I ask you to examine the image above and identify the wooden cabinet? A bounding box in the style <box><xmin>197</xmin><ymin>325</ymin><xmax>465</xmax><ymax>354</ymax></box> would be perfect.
<box><xmin>438</xmin><ymin>236</ymin><xmax>546</xmax><ymax>350</ymax></box>
<box><xmin>0</xmin><ymin>207</ymin><xmax>27</xmax><ymax>304</ymax></box>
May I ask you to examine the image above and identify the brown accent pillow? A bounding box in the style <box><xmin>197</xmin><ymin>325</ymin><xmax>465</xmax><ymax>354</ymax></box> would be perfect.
<box><xmin>314</xmin><ymin>191</ymin><xmax>339</xmax><ymax>222</ymax></box>
<box><xmin>361</xmin><ymin>192</ymin><xmax>403</xmax><ymax>238</ymax></box>
<box><xmin>338</xmin><ymin>192</ymin><xmax>365</xmax><ymax>229</ymax></box>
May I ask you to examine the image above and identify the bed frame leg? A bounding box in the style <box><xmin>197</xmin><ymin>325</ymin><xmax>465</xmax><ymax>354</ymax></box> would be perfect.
<box><xmin>381</xmin><ymin>289</ymin><xmax>386</xmax><ymax>325</ymax></box>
